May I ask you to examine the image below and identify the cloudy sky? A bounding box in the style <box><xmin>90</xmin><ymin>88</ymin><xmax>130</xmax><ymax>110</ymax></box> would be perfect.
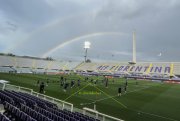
<box><xmin>0</xmin><ymin>0</ymin><xmax>180</xmax><ymax>62</ymax></box>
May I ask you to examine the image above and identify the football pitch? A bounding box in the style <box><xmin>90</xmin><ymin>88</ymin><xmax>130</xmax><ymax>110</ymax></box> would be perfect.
<box><xmin>0</xmin><ymin>73</ymin><xmax>180</xmax><ymax>121</ymax></box>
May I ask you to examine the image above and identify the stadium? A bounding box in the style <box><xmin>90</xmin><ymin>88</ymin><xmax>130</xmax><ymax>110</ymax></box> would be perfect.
<box><xmin>0</xmin><ymin>0</ymin><xmax>180</xmax><ymax>121</ymax></box>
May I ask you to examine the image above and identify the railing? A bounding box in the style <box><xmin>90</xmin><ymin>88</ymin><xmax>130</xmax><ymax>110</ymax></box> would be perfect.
<box><xmin>0</xmin><ymin>83</ymin><xmax>73</xmax><ymax>112</ymax></box>
<box><xmin>0</xmin><ymin>83</ymin><xmax>124</xmax><ymax>121</ymax></box>
<box><xmin>83</xmin><ymin>107</ymin><xmax>124</xmax><ymax>121</ymax></box>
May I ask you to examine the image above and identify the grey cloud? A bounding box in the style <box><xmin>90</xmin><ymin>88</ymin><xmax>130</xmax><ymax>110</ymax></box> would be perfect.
<box><xmin>0</xmin><ymin>0</ymin><xmax>180</xmax><ymax>62</ymax></box>
<box><xmin>6</xmin><ymin>21</ymin><xmax>18</xmax><ymax>31</ymax></box>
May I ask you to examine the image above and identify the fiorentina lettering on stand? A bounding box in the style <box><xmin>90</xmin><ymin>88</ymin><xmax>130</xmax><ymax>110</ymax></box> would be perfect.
<box><xmin>123</xmin><ymin>66</ymin><xmax>130</xmax><ymax>71</ymax></box>
<box><xmin>96</xmin><ymin>65</ymin><xmax>171</xmax><ymax>74</ymax></box>
<box><xmin>144</xmin><ymin>66</ymin><xmax>149</xmax><ymax>72</ymax></box>
<box><xmin>154</xmin><ymin>67</ymin><xmax>162</xmax><ymax>73</ymax></box>
<box><xmin>164</xmin><ymin>67</ymin><xmax>170</xmax><ymax>73</ymax></box>
<box><xmin>118</xmin><ymin>66</ymin><xmax>124</xmax><ymax>71</ymax></box>
<box><xmin>135</xmin><ymin>66</ymin><xmax>142</xmax><ymax>72</ymax></box>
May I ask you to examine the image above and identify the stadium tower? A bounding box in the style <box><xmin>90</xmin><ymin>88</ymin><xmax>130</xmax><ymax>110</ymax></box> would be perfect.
<box><xmin>129</xmin><ymin>31</ymin><xmax>137</xmax><ymax>64</ymax></box>
<box><xmin>133</xmin><ymin>31</ymin><xmax>136</xmax><ymax>63</ymax></box>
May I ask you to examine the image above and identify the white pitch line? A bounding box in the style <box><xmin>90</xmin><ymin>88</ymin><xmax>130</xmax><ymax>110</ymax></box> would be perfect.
<box><xmin>130</xmin><ymin>109</ymin><xmax>178</xmax><ymax>121</ymax></box>
<box><xmin>80</xmin><ymin>83</ymin><xmax>178</xmax><ymax>121</ymax></box>
<box><xmin>93</xmin><ymin>85</ymin><xmax>155</xmax><ymax>103</ymax></box>
<box><xmin>80</xmin><ymin>83</ymin><xmax>162</xmax><ymax>105</ymax></box>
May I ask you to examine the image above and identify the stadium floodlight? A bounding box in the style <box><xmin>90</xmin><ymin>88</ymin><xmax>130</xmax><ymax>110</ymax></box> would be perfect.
<box><xmin>84</xmin><ymin>41</ymin><xmax>91</xmax><ymax>62</ymax></box>
<box><xmin>84</xmin><ymin>41</ymin><xmax>91</xmax><ymax>49</ymax></box>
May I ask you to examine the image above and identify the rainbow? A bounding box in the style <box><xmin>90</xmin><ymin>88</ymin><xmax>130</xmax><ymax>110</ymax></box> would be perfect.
<box><xmin>42</xmin><ymin>32</ymin><xmax>125</xmax><ymax>58</ymax></box>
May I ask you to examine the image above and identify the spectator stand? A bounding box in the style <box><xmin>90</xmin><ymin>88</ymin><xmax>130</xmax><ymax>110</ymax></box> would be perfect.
<box><xmin>0</xmin><ymin>83</ymin><xmax>123</xmax><ymax>121</ymax></box>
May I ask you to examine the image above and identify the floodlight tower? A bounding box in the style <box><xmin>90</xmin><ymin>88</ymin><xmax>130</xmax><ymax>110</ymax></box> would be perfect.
<box><xmin>84</xmin><ymin>41</ymin><xmax>91</xmax><ymax>62</ymax></box>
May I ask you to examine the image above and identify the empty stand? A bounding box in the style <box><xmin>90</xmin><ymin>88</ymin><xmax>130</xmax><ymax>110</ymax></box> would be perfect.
<box><xmin>0</xmin><ymin>90</ymin><xmax>100</xmax><ymax>121</ymax></box>
<box><xmin>0</xmin><ymin>55</ymin><xmax>81</xmax><ymax>74</ymax></box>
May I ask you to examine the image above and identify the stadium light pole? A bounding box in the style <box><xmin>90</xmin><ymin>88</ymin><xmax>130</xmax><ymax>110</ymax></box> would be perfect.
<box><xmin>84</xmin><ymin>41</ymin><xmax>91</xmax><ymax>62</ymax></box>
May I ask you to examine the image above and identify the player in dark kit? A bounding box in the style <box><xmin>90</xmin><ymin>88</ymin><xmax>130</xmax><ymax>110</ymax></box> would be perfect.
<box><xmin>124</xmin><ymin>85</ymin><xmax>127</xmax><ymax>93</ymax></box>
<box><xmin>39</xmin><ymin>82</ymin><xmax>45</xmax><ymax>93</ymax></box>
<box><xmin>77</xmin><ymin>79</ymin><xmax>80</xmax><ymax>87</ymax></box>
<box><xmin>91</xmin><ymin>79</ymin><xmax>93</xmax><ymax>83</ymax></box>
<box><xmin>118</xmin><ymin>87</ymin><xmax>122</xmax><ymax>96</ymax></box>
<box><xmin>64</xmin><ymin>83</ymin><xmax>69</xmax><ymax>92</ymax></box>
<box><xmin>60</xmin><ymin>76</ymin><xmax>64</xmax><ymax>81</ymax></box>
<box><xmin>71</xmin><ymin>80</ymin><xmax>75</xmax><ymax>88</ymax></box>
<box><xmin>125</xmin><ymin>78</ymin><xmax>128</xmax><ymax>87</ymax></box>
<box><xmin>94</xmin><ymin>79</ymin><xmax>97</xmax><ymax>85</ymax></box>
<box><xmin>60</xmin><ymin>79</ymin><xmax>64</xmax><ymax>86</ymax></box>
<box><xmin>85</xmin><ymin>77</ymin><xmax>89</xmax><ymax>81</ymax></box>
<box><xmin>105</xmin><ymin>78</ymin><xmax>108</xmax><ymax>88</ymax></box>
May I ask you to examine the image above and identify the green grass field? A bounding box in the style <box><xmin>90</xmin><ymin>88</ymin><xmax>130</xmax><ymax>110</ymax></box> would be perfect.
<box><xmin>0</xmin><ymin>73</ymin><xmax>180</xmax><ymax>121</ymax></box>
